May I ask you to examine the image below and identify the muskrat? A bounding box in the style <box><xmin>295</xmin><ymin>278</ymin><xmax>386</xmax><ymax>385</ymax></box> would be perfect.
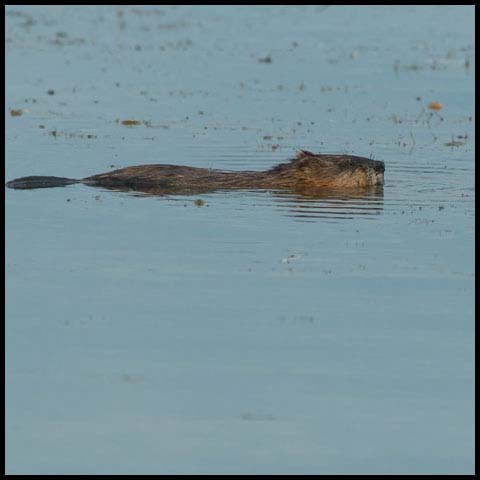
<box><xmin>5</xmin><ymin>150</ymin><xmax>385</xmax><ymax>196</ymax></box>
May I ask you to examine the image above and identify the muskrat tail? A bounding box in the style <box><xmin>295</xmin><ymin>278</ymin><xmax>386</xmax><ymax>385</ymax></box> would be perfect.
<box><xmin>5</xmin><ymin>176</ymin><xmax>80</xmax><ymax>190</ymax></box>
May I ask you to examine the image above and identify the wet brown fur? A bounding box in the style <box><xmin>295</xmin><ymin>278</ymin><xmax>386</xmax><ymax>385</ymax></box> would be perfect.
<box><xmin>83</xmin><ymin>151</ymin><xmax>384</xmax><ymax>195</ymax></box>
<box><xmin>6</xmin><ymin>151</ymin><xmax>385</xmax><ymax>195</ymax></box>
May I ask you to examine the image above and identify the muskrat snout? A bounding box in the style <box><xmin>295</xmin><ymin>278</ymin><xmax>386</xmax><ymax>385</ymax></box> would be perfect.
<box><xmin>357</xmin><ymin>159</ymin><xmax>385</xmax><ymax>186</ymax></box>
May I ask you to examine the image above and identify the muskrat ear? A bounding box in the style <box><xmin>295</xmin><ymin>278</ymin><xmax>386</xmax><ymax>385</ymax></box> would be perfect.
<box><xmin>296</xmin><ymin>149</ymin><xmax>315</xmax><ymax>159</ymax></box>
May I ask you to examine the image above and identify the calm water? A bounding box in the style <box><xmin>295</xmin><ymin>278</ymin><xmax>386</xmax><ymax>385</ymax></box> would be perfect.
<box><xmin>5</xmin><ymin>5</ymin><xmax>475</xmax><ymax>474</ymax></box>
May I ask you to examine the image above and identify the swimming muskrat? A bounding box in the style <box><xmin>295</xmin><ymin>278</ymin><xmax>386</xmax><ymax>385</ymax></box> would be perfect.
<box><xmin>5</xmin><ymin>150</ymin><xmax>385</xmax><ymax>196</ymax></box>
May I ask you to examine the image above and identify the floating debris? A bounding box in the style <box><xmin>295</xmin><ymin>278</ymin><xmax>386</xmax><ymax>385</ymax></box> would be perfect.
<box><xmin>281</xmin><ymin>254</ymin><xmax>302</xmax><ymax>264</ymax></box>
<box><xmin>120</xmin><ymin>119</ymin><xmax>141</xmax><ymax>126</ymax></box>
<box><xmin>194</xmin><ymin>199</ymin><xmax>205</xmax><ymax>207</ymax></box>
<box><xmin>428</xmin><ymin>101</ymin><xmax>443</xmax><ymax>111</ymax></box>
<box><xmin>50</xmin><ymin>31</ymin><xmax>85</xmax><ymax>46</ymax></box>
<box><xmin>10</xmin><ymin>109</ymin><xmax>23</xmax><ymax>116</ymax></box>
<box><xmin>47</xmin><ymin>89</ymin><xmax>55</xmax><ymax>96</ymax></box>
<box><xmin>393</xmin><ymin>61</ymin><xmax>423</xmax><ymax>72</ymax></box>
<box><xmin>444</xmin><ymin>137</ymin><xmax>465</xmax><ymax>147</ymax></box>
<box><xmin>258</xmin><ymin>55</ymin><xmax>272</xmax><ymax>64</ymax></box>
<box><xmin>46</xmin><ymin>129</ymin><xmax>97</xmax><ymax>139</ymax></box>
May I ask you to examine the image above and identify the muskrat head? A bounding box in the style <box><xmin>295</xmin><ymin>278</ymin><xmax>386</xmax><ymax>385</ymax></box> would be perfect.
<box><xmin>285</xmin><ymin>151</ymin><xmax>385</xmax><ymax>188</ymax></box>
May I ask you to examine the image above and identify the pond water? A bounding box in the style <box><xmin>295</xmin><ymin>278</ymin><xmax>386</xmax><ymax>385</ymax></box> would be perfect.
<box><xmin>5</xmin><ymin>5</ymin><xmax>475</xmax><ymax>475</ymax></box>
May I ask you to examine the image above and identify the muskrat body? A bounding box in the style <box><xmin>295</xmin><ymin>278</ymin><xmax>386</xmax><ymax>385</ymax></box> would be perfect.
<box><xmin>6</xmin><ymin>151</ymin><xmax>385</xmax><ymax>195</ymax></box>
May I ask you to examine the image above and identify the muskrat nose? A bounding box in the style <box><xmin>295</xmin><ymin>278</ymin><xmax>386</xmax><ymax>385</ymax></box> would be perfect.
<box><xmin>374</xmin><ymin>161</ymin><xmax>385</xmax><ymax>173</ymax></box>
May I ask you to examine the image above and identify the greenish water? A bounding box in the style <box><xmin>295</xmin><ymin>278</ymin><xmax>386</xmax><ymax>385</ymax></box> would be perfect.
<box><xmin>5</xmin><ymin>5</ymin><xmax>474</xmax><ymax>474</ymax></box>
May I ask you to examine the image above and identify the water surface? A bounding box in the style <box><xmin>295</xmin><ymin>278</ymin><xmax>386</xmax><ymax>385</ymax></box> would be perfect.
<box><xmin>5</xmin><ymin>5</ymin><xmax>475</xmax><ymax>474</ymax></box>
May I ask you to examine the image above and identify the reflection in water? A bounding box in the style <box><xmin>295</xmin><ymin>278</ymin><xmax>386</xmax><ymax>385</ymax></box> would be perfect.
<box><xmin>270</xmin><ymin>187</ymin><xmax>384</xmax><ymax>221</ymax></box>
<box><xmin>100</xmin><ymin>183</ymin><xmax>384</xmax><ymax>222</ymax></box>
